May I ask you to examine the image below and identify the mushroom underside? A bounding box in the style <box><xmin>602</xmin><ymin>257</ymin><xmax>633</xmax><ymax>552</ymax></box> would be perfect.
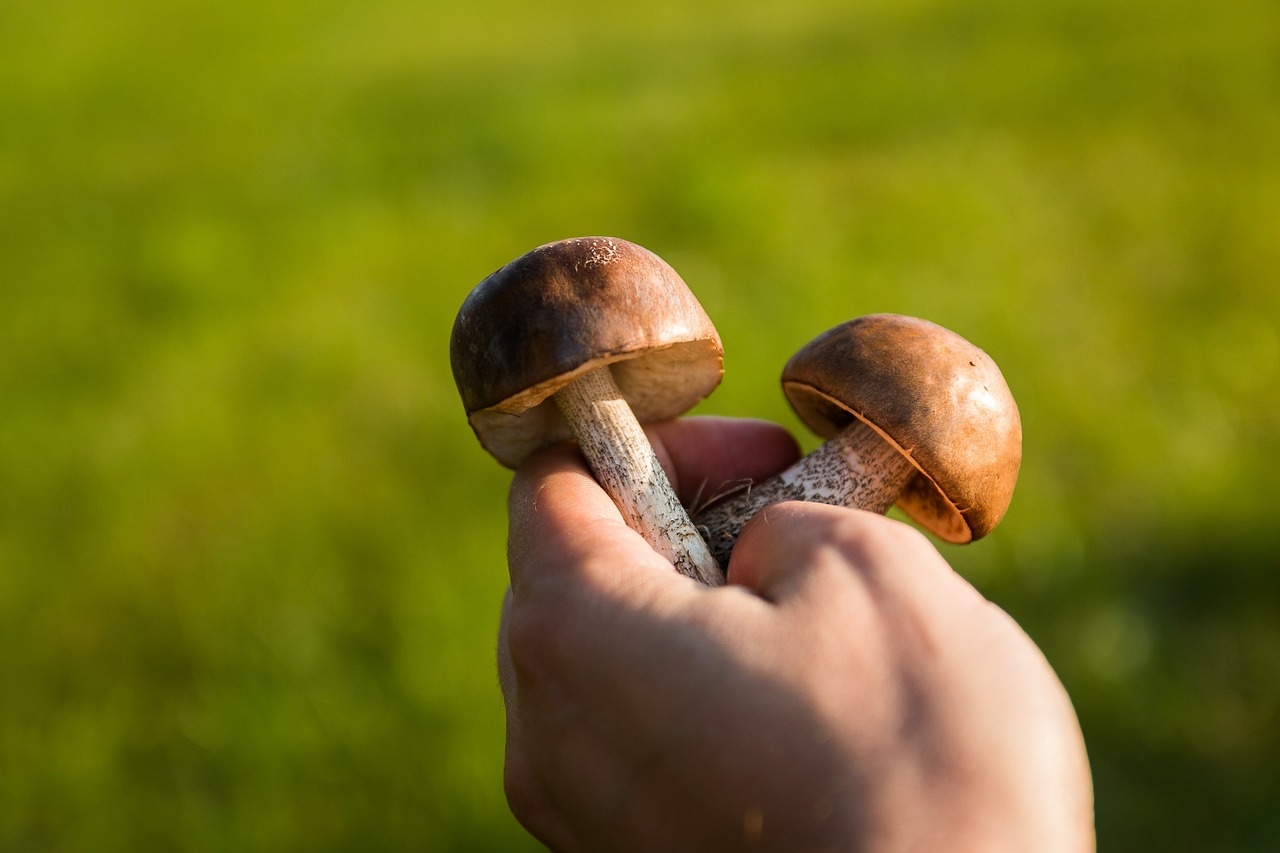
<box><xmin>783</xmin><ymin>382</ymin><xmax>977</xmax><ymax>544</ymax></box>
<box><xmin>468</xmin><ymin>339</ymin><xmax>723</xmax><ymax>468</ymax></box>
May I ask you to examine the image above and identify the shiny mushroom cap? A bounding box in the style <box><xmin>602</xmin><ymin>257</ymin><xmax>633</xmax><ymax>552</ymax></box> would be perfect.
<box><xmin>450</xmin><ymin>236</ymin><xmax>724</xmax><ymax>468</ymax></box>
<box><xmin>782</xmin><ymin>314</ymin><xmax>1022</xmax><ymax>543</ymax></box>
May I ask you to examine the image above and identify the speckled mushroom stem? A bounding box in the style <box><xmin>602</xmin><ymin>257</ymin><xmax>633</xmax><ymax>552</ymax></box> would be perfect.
<box><xmin>695</xmin><ymin>419</ymin><xmax>917</xmax><ymax>569</ymax></box>
<box><xmin>554</xmin><ymin>366</ymin><xmax>723</xmax><ymax>587</ymax></box>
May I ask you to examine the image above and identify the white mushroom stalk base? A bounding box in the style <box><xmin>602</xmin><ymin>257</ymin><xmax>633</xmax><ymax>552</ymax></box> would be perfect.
<box><xmin>695</xmin><ymin>419</ymin><xmax>917</xmax><ymax>568</ymax></box>
<box><xmin>553</xmin><ymin>367</ymin><xmax>723</xmax><ymax>586</ymax></box>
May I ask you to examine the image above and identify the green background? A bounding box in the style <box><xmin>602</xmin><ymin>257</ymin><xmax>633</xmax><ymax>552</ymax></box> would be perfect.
<box><xmin>3</xmin><ymin>0</ymin><xmax>1278</xmax><ymax>849</ymax></box>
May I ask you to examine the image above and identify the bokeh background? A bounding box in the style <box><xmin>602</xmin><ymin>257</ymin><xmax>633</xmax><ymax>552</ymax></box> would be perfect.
<box><xmin>3</xmin><ymin>0</ymin><xmax>1278</xmax><ymax>849</ymax></box>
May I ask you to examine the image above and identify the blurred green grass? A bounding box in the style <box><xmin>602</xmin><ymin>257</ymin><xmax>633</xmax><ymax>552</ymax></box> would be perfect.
<box><xmin>2</xmin><ymin>0</ymin><xmax>1278</xmax><ymax>849</ymax></box>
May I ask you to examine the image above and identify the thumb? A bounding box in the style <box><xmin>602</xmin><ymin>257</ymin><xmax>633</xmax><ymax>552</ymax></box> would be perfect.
<box><xmin>724</xmin><ymin>501</ymin><xmax>863</xmax><ymax>603</ymax></box>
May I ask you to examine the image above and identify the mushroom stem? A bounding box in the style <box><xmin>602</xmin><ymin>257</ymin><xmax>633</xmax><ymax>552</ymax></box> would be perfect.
<box><xmin>554</xmin><ymin>366</ymin><xmax>723</xmax><ymax>586</ymax></box>
<box><xmin>695</xmin><ymin>419</ymin><xmax>916</xmax><ymax>568</ymax></box>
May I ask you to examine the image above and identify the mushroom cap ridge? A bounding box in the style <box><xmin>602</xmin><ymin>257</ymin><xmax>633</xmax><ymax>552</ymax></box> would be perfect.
<box><xmin>451</xmin><ymin>237</ymin><xmax>724</xmax><ymax>468</ymax></box>
<box><xmin>781</xmin><ymin>314</ymin><xmax>1022</xmax><ymax>543</ymax></box>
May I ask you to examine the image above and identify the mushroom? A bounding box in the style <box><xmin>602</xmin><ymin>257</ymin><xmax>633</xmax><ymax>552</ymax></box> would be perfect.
<box><xmin>694</xmin><ymin>314</ymin><xmax>1022</xmax><ymax>568</ymax></box>
<box><xmin>450</xmin><ymin>236</ymin><xmax>725</xmax><ymax>586</ymax></box>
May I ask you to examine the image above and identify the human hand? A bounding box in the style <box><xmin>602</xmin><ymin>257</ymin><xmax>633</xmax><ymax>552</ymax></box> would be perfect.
<box><xmin>498</xmin><ymin>416</ymin><xmax>1094</xmax><ymax>852</ymax></box>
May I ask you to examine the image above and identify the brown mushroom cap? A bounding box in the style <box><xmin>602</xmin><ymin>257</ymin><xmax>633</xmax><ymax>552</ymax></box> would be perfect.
<box><xmin>451</xmin><ymin>237</ymin><xmax>724</xmax><ymax>468</ymax></box>
<box><xmin>781</xmin><ymin>314</ymin><xmax>1022</xmax><ymax>543</ymax></box>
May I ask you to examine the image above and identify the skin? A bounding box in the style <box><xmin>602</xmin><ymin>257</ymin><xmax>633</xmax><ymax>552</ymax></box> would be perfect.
<box><xmin>499</xmin><ymin>416</ymin><xmax>1095</xmax><ymax>852</ymax></box>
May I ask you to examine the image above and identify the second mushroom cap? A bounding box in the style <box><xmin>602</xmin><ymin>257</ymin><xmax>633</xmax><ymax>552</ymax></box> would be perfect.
<box><xmin>781</xmin><ymin>314</ymin><xmax>1022</xmax><ymax>543</ymax></box>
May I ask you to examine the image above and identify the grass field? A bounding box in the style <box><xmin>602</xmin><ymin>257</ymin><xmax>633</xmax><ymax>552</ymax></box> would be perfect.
<box><xmin>3</xmin><ymin>0</ymin><xmax>1279</xmax><ymax>849</ymax></box>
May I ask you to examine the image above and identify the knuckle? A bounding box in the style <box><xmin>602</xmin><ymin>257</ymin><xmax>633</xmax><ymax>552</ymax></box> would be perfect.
<box><xmin>832</xmin><ymin>512</ymin><xmax>934</xmax><ymax>584</ymax></box>
<box><xmin>883</xmin><ymin>516</ymin><xmax>934</xmax><ymax>553</ymax></box>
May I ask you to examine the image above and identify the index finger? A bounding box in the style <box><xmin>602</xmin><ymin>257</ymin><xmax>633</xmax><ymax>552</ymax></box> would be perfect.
<box><xmin>646</xmin><ymin>416</ymin><xmax>801</xmax><ymax>508</ymax></box>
